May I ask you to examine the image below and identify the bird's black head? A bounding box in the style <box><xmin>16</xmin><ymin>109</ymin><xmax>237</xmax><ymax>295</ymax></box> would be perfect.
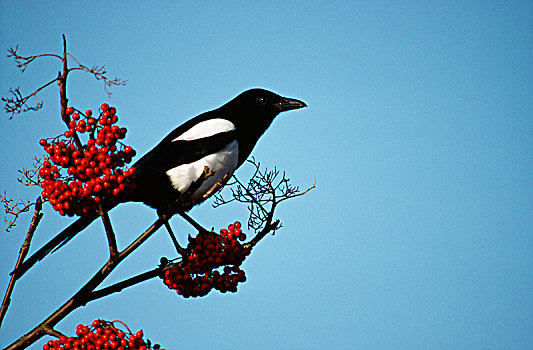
<box><xmin>222</xmin><ymin>88</ymin><xmax>307</xmax><ymax>131</ymax></box>
<box><xmin>218</xmin><ymin>88</ymin><xmax>306</xmax><ymax>165</ymax></box>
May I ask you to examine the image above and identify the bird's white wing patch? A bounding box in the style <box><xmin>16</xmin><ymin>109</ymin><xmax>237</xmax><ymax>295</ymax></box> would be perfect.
<box><xmin>174</xmin><ymin>118</ymin><xmax>236</xmax><ymax>141</ymax></box>
<box><xmin>165</xmin><ymin>140</ymin><xmax>239</xmax><ymax>203</ymax></box>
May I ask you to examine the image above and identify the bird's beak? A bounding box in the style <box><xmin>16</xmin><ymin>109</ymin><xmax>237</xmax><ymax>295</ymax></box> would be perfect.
<box><xmin>277</xmin><ymin>96</ymin><xmax>307</xmax><ymax>112</ymax></box>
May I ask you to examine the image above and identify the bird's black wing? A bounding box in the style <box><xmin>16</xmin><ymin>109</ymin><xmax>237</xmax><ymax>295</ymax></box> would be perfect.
<box><xmin>126</xmin><ymin>130</ymin><xmax>237</xmax><ymax>208</ymax></box>
<box><xmin>132</xmin><ymin>130</ymin><xmax>237</xmax><ymax>178</ymax></box>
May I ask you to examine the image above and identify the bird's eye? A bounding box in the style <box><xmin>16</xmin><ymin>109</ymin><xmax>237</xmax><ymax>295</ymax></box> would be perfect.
<box><xmin>257</xmin><ymin>96</ymin><xmax>267</xmax><ymax>106</ymax></box>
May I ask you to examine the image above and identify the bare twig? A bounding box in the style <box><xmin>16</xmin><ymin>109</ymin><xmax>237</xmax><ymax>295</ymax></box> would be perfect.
<box><xmin>214</xmin><ymin>159</ymin><xmax>315</xmax><ymax>234</ymax></box>
<box><xmin>1</xmin><ymin>192</ymin><xmax>36</xmax><ymax>232</ymax></box>
<box><xmin>17</xmin><ymin>157</ymin><xmax>43</xmax><ymax>187</ymax></box>
<box><xmin>0</xmin><ymin>197</ymin><xmax>43</xmax><ymax>327</ymax></box>
<box><xmin>67</xmin><ymin>55</ymin><xmax>127</xmax><ymax>97</ymax></box>
<box><xmin>244</xmin><ymin>180</ymin><xmax>315</xmax><ymax>248</ymax></box>
<box><xmin>3</xmin><ymin>85</ymin><xmax>48</xmax><ymax>118</ymax></box>
<box><xmin>3</xmin><ymin>36</ymin><xmax>126</xmax><ymax>119</ymax></box>
<box><xmin>7</xmin><ymin>45</ymin><xmax>62</xmax><ymax>73</ymax></box>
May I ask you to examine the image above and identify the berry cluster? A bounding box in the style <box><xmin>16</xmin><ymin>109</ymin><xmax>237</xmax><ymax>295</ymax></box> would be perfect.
<box><xmin>163</xmin><ymin>221</ymin><xmax>251</xmax><ymax>298</ymax></box>
<box><xmin>38</xmin><ymin>103</ymin><xmax>136</xmax><ymax>216</ymax></box>
<box><xmin>42</xmin><ymin>319</ymin><xmax>164</xmax><ymax>350</ymax></box>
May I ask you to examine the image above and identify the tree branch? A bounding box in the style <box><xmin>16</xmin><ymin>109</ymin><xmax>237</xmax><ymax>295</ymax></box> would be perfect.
<box><xmin>0</xmin><ymin>197</ymin><xmax>43</xmax><ymax>327</ymax></box>
<box><xmin>98</xmin><ymin>203</ymin><xmax>118</xmax><ymax>260</ymax></box>
<box><xmin>85</xmin><ymin>264</ymin><xmax>167</xmax><ymax>304</ymax></box>
<box><xmin>4</xmin><ymin>217</ymin><xmax>165</xmax><ymax>350</ymax></box>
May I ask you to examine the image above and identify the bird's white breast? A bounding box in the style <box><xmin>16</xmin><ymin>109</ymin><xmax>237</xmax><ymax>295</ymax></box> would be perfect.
<box><xmin>165</xmin><ymin>140</ymin><xmax>239</xmax><ymax>203</ymax></box>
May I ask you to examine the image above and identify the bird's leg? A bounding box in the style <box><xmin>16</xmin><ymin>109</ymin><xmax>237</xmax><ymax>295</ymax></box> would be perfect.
<box><xmin>177</xmin><ymin>211</ymin><xmax>210</xmax><ymax>234</ymax></box>
<box><xmin>164</xmin><ymin>221</ymin><xmax>187</xmax><ymax>256</ymax></box>
<box><xmin>158</xmin><ymin>212</ymin><xmax>186</xmax><ymax>255</ymax></box>
<box><xmin>165</xmin><ymin>168</ymin><xmax>229</xmax><ymax>240</ymax></box>
<box><xmin>171</xmin><ymin>168</ymin><xmax>229</xmax><ymax>234</ymax></box>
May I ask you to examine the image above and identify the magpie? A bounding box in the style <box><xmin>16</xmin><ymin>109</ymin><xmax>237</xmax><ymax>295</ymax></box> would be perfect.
<box><xmin>11</xmin><ymin>88</ymin><xmax>306</xmax><ymax>279</ymax></box>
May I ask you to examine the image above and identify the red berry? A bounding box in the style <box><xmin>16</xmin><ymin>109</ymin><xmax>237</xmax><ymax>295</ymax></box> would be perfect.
<box><xmin>100</xmin><ymin>103</ymin><xmax>109</xmax><ymax>111</ymax></box>
<box><xmin>65</xmin><ymin>107</ymin><xmax>74</xmax><ymax>115</ymax></box>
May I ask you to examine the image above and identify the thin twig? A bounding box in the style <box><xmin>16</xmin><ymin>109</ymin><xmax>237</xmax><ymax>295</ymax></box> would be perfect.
<box><xmin>0</xmin><ymin>192</ymin><xmax>35</xmax><ymax>232</ymax></box>
<box><xmin>7</xmin><ymin>45</ymin><xmax>62</xmax><ymax>72</ymax></box>
<box><xmin>214</xmin><ymin>159</ymin><xmax>314</xmax><ymax>234</ymax></box>
<box><xmin>244</xmin><ymin>207</ymin><xmax>280</xmax><ymax>249</ymax></box>
<box><xmin>66</xmin><ymin>53</ymin><xmax>127</xmax><ymax>97</ymax></box>
<box><xmin>233</xmin><ymin>176</ymin><xmax>269</xmax><ymax>216</ymax></box>
<box><xmin>16</xmin><ymin>157</ymin><xmax>43</xmax><ymax>188</ymax></box>
<box><xmin>279</xmin><ymin>178</ymin><xmax>316</xmax><ymax>203</ymax></box>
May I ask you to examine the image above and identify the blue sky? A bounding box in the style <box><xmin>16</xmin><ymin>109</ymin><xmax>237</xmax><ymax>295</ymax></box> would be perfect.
<box><xmin>1</xmin><ymin>1</ymin><xmax>532</xmax><ymax>349</ymax></box>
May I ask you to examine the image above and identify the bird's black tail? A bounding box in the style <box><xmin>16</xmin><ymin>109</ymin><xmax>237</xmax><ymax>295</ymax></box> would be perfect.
<box><xmin>10</xmin><ymin>214</ymin><xmax>99</xmax><ymax>280</ymax></box>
